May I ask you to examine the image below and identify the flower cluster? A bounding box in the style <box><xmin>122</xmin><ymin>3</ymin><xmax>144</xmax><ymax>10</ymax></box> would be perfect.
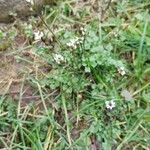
<box><xmin>117</xmin><ymin>66</ymin><xmax>126</xmax><ymax>76</ymax></box>
<box><xmin>34</xmin><ymin>31</ymin><xmax>44</xmax><ymax>41</ymax></box>
<box><xmin>53</xmin><ymin>54</ymin><xmax>64</xmax><ymax>64</ymax></box>
<box><xmin>66</xmin><ymin>37</ymin><xmax>84</xmax><ymax>49</ymax></box>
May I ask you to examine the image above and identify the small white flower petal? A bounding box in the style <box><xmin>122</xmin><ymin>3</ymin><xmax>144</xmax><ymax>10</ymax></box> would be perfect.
<box><xmin>80</xmin><ymin>27</ymin><xmax>84</xmax><ymax>31</ymax></box>
<box><xmin>110</xmin><ymin>100</ymin><xmax>116</xmax><ymax>107</ymax></box>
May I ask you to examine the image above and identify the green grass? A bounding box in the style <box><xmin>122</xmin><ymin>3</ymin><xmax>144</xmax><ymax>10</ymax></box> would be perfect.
<box><xmin>0</xmin><ymin>0</ymin><xmax>150</xmax><ymax>149</ymax></box>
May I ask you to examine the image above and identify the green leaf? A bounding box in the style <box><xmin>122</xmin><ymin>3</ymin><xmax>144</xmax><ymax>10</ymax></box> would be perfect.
<box><xmin>142</xmin><ymin>92</ymin><xmax>150</xmax><ymax>102</ymax></box>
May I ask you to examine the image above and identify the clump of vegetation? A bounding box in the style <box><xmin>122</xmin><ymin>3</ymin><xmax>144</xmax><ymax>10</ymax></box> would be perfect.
<box><xmin>0</xmin><ymin>0</ymin><xmax>150</xmax><ymax>149</ymax></box>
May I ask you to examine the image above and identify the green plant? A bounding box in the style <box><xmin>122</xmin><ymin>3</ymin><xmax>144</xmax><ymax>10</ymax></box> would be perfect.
<box><xmin>0</xmin><ymin>0</ymin><xmax>150</xmax><ymax>149</ymax></box>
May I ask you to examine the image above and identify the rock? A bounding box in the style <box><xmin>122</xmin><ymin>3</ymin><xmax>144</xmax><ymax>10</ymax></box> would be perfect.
<box><xmin>0</xmin><ymin>0</ymin><xmax>52</xmax><ymax>23</ymax></box>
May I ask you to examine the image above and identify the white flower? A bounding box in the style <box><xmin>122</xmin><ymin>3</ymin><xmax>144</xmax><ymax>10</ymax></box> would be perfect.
<box><xmin>66</xmin><ymin>37</ymin><xmax>84</xmax><ymax>49</ymax></box>
<box><xmin>105</xmin><ymin>100</ymin><xmax>116</xmax><ymax>110</ymax></box>
<box><xmin>34</xmin><ymin>31</ymin><xmax>44</xmax><ymax>41</ymax></box>
<box><xmin>80</xmin><ymin>27</ymin><xmax>86</xmax><ymax>35</ymax></box>
<box><xmin>53</xmin><ymin>54</ymin><xmax>64</xmax><ymax>64</ymax></box>
<box><xmin>26</xmin><ymin>0</ymin><xmax>34</xmax><ymax>5</ymax></box>
<box><xmin>66</xmin><ymin>41</ymin><xmax>74</xmax><ymax>47</ymax></box>
<box><xmin>117</xmin><ymin>67</ymin><xmax>126</xmax><ymax>76</ymax></box>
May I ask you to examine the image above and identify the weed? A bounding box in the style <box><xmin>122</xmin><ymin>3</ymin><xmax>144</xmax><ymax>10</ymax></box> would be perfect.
<box><xmin>0</xmin><ymin>0</ymin><xmax>150</xmax><ymax>149</ymax></box>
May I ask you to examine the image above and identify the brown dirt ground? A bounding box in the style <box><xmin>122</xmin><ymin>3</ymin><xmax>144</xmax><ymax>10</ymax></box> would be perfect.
<box><xmin>0</xmin><ymin>31</ymin><xmax>39</xmax><ymax>106</ymax></box>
